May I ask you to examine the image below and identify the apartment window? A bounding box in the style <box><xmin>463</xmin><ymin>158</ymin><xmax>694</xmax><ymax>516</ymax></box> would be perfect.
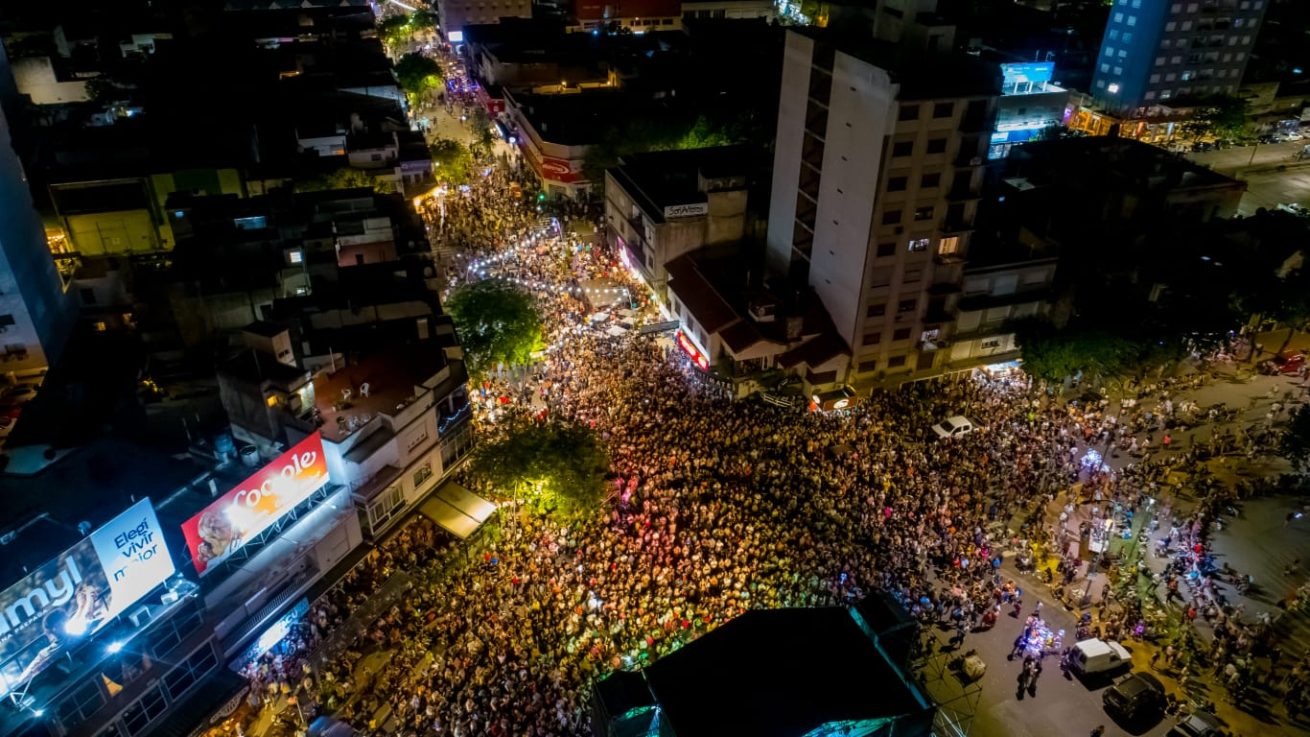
<box><xmin>887</xmin><ymin>176</ymin><xmax>908</xmax><ymax>192</ymax></box>
<box><xmin>897</xmin><ymin>299</ymin><xmax>917</xmax><ymax>313</ymax></box>
<box><xmin>903</xmin><ymin>267</ymin><xmax>923</xmax><ymax>283</ymax></box>
<box><xmin>1104</xmin><ymin>46</ymin><xmax>1115</xmax><ymax>57</ymax></box>
<box><xmin>1131</xmin><ymin>0</ymin><xmax>1140</xmax><ymax>6</ymax></box>
<box><xmin>1166</xmin><ymin>73</ymin><xmax>1177</xmax><ymax>81</ymax></box>
<box><xmin>1101</xmin><ymin>63</ymin><xmax>1111</xmax><ymax>73</ymax></box>
<box><xmin>122</xmin><ymin>683</ymin><xmax>167</xmax><ymax>736</ymax></box>
<box><xmin>1108</xmin><ymin>30</ymin><xmax>1119</xmax><ymax>40</ymax></box>
<box><xmin>882</xmin><ymin>209</ymin><xmax>902</xmax><ymax>225</ymax></box>
<box><xmin>926</xmin><ymin>138</ymin><xmax>947</xmax><ymax>154</ymax></box>
<box><xmin>862</xmin><ymin>332</ymin><xmax>882</xmax><ymax>346</ymax></box>
<box><xmin>1127</xmin><ymin>15</ymin><xmax>1137</xmax><ymax>26</ymax></box>
<box><xmin>938</xmin><ymin>236</ymin><xmax>959</xmax><ymax>256</ymax></box>
<box><xmin>1155</xmin><ymin>57</ymin><xmax>1166</xmax><ymax>66</ymax></box>
<box><xmin>892</xmin><ymin>141</ymin><xmax>914</xmax><ymax>157</ymax></box>
<box><xmin>57</xmin><ymin>681</ymin><xmax>105</xmax><ymax>726</ymax></box>
<box><xmin>413</xmin><ymin>461</ymin><xmax>434</xmax><ymax>488</ymax></box>
<box><xmin>932</xmin><ymin>102</ymin><xmax>953</xmax><ymax>118</ymax></box>
<box><xmin>1171</xmin><ymin>2</ymin><xmax>1181</xmax><ymax>10</ymax></box>
<box><xmin>898</xmin><ymin>104</ymin><xmax>920</xmax><ymax>121</ymax></box>
<box><xmin>866</xmin><ymin>303</ymin><xmax>886</xmax><ymax>317</ymax></box>
<box><xmin>858</xmin><ymin>359</ymin><xmax>880</xmax><ymax>373</ymax></box>
<box><xmin>1117</xmin><ymin>49</ymin><xmax>1127</xmax><ymax>58</ymax></box>
<box><xmin>876</xmin><ymin>242</ymin><xmax>896</xmax><ymax>257</ymax></box>
<box><xmin>1113</xmin><ymin>12</ymin><xmax>1123</xmax><ymax>21</ymax></box>
<box><xmin>920</xmin><ymin>172</ymin><xmax>940</xmax><ymax>188</ymax></box>
<box><xmin>164</xmin><ymin>644</ymin><xmax>218</xmax><ymax>701</ymax></box>
<box><xmin>888</xmin><ymin>355</ymin><xmax>907</xmax><ymax>368</ymax></box>
<box><xmin>1150</xmin><ymin>73</ymin><xmax>1161</xmax><ymax>83</ymax></box>
<box><xmin>981</xmin><ymin>338</ymin><xmax>1003</xmax><ymax>349</ymax></box>
<box><xmin>1146</xmin><ymin>91</ymin><xmax>1157</xmax><ymax>100</ymax></box>
<box><xmin>893</xmin><ymin>327</ymin><xmax>912</xmax><ymax>339</ymax></box>
<box><xmin>1187</xmin><ymin>2</ymin><xmax>1197</xmax><ymax>10</ymax></box>
<box><xmin>870</xmin><ymin>267</ymin><xmax>894</xmax><ymax>287</ymax></box>
<box><xmin>1113</xmin><ymin>66</ymin><xmax>1123</xmax><ymax>75</ymax></box>
<box><xmin>913</xmin><ymin>206</ymin><xmax>934</xmax><ymax>221</ymax></box>
<box><xmin>907</xmin><ymin>238</ymin><xmax>930</xmax><ymax>252</ymax></box>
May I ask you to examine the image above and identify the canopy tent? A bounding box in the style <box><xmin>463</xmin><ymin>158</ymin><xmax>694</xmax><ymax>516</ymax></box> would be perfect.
<box><xmin>418</xmin><ymin>481</ymin><xmax>496</xmax><ymax>539</ymax></box>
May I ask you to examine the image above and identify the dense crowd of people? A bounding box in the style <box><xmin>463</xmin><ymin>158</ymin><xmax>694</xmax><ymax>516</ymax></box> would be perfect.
<box><xmin>217</xmin><ymin>45</ymin><xmax>1310</xmax><ymax>737</ymax></box>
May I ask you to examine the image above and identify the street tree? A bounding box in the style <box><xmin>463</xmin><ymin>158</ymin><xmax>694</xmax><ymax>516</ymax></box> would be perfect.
<box><xmin>430</xmin><ymin>138</ymin><xmax>476</xmax><ymax>184</ymax></box>
<box><xmin>1181</xmin><ymin>94</ymin><xmax>1250</xmax><ymax>140</ymax></box>
<box><xmin>394</xmin><ymin>53</ymin><xmax>443</xmax><ymax>97</ymax></box>
<box><xmin>446</xmin><ymin>278</ymin><xmax>544</xmax><ymax>375</ymax></box>
<box><xmin>1013</xmin><ymin>318</ymin><xmax>1142</xmax><ymax>386</ymax></box>
<box><xmin>378</xmin><ymin>14</ymin><xmax>412</xmax><ymax>50</ymax></box>
<box><xmin>467</xmin><ymin>414</ymin><xmax>610</xmax><ymax>516</ymax></box>
<box><xmin>1283</xmin><ymin>404</ymin><xmax>1310</xmax><ymax>471</ymax></box>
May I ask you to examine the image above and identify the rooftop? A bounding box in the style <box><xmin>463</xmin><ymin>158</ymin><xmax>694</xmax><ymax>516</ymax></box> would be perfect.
<box><xmin>310</xmin><ymin>346</ymin><xmax>450</xmax><ymax>443</ymax></box>
<box><xmin>510</xmin><ymin>88</ymin><xmax>628</xmax><ymax>146</ymax></box>
<box><xmin>793</xmin><ymin>27</ymin><xmax>1001</xmax><ymax>101</ymax></box>
<box><xmin>609</xmin><ymin>145</ymin><xmax>762</xmax><ymax>224</ymax></box>
<box><xmin>1008</xmin><ymin>137</ymin><xmax>1242</xmax><ymax>193</ymax></box>
<box><xmin>640</xmin><ymin>607</ymin><xmax>932</xmax><ymax>737</ymax></box>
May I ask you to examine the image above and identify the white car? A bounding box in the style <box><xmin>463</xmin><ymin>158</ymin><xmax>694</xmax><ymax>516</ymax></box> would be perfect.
<box><xmin>932</xmin><ymin>415</ymin><xmax>977</xmax><ymax>439</ymax></box>
<box><xmin>1285</xmin><ymin>131</ymin><xmax>1305</xmax><ymax>142</ymax></box>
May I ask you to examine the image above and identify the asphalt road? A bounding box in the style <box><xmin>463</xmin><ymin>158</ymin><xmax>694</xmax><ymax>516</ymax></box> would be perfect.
<box><xmin>1185</xmin><ymin>139</ymin><xmax>1310</xmax><ymax>215</ymax></box>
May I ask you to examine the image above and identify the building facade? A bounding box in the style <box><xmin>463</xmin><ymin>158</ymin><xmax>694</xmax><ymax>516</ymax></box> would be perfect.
<box><xmin>0</xmin><ymin>53</ymin><xmax>75</xmax><ymax>374</ymax></box>
<box><xmin>438</xmin><ymin>0</ymin><xmax>534</xmax><ymax>42</ymax></box>
<box><xmin>1091</xmin><ymin>0</ymin><xmax>1270</xmax><ymax>112</ymax></box>
<box><xmin>766</xmin><ymin>29</ymin><xmax>997</xmax><ymax>386</ymax></box>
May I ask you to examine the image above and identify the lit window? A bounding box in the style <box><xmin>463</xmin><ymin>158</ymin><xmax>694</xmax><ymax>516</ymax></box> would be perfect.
<box><xmin>1114</xmin><ymin>66</ymin><xmax>1123</xmax><ymax>75</ymax></box>
<box><xmin>1101</xmin><ymin>63</ymin><xmax>1111</xmax><ymax>72</ymax></box>
<box><xmin>1113</xmin><ymin>12</ymin><xmax>1123</xmax><ymax>21</ymax></box>
<box><xmin>1145</xmin><ymin>91</ymin><xmax>1157</xmax><ymax>100</ymax></box>
<box><xmin>1127</xmin><ymin>15</ymin><xmax>1136</xmax><ymax>26</ymax></box>
<box><xmin>266</xmin><ymin>395</ymin><xmax>279</xmax><ymax>407</ymax></box>
<box><xmin>288</xmin><ymin>249</ymin><xmax>304</xmax><ymax>264</ymax></box>
<box><xmin>908</xmin><ymin>238</ymin><xmax>930</xmax><ymax>252</ymax></box>
<box><xmin>938</xmin><ymin>236</ymin><xmax>960</xmax><ymax>256</ymax></box>
<box><xmin>1107</xmin><ymin>83</ymin><xmax>1121</xmax><ymax>93</ymax></box>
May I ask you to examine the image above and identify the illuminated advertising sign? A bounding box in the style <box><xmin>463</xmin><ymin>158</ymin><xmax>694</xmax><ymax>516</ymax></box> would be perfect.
<box><xmin>1001</xmin><ymin>62</ymin><xmax>1054</xmax><ymax>87</ymax></box>
<box><xmin>181</xmin><ymin>434</ymin><xmax>330</xmax><ymax>576</ymax></box>
<box><xmin>0</xmin><ymin>499</ymin><xmax>175</xmax><ymax>696</ymax></box>
<box><xmin>676</xmin><ymin>329</ymin><xmax>710</xmax><ymax>372</ymax></box>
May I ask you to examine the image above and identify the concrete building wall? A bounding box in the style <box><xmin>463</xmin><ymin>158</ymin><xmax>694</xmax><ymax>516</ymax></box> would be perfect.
<box><xmin>0</xmin><ymin>98</ymin><xmax>73</xmax><ymax>373</ymax></box>
<box><xmin>10</xmin><ymin>56</ymin><xmax>88</xmax><ymax>105</ymax></box>
<box><xmin>765</xmin><ymin>31</ymin><xmax>815</xmax><ymax>277</ymax></box>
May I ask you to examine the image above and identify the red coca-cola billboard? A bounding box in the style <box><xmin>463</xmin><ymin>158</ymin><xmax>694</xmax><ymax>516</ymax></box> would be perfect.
<box><xmin>538</xmin><ymin>156</ymin><xmax>581</xmax><ymax>184</ymax></box>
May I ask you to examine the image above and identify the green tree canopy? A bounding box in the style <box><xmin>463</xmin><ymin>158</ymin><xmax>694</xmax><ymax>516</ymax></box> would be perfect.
<box><xmin>378</xmin><ymin>14</ymin><xmax>412</xmax><ymax>49</ymax></box>
<box><xmin>1284</xmin><ymin>404</ymin><xmax>1310</xmax><ymax>471</ymax></box>
<box><xmin>1181</xmin><ymin>93</ymin><xmax>1250</xmax><ymax>140</ymax></box>
<box><xmin>467</xmin><ymin>414</ymin><xmax>610</xmax><ymax>515</ymax></box>
<box><xmin>1014</xmin><ymin>318</ymin><xmax>1144</xmax><ymax>385</ymax></box>
<box><xmin>293</xmin><ymin>167</ymin><xmax>394</xmax><ymax>194</ymax></box>
<box><xmin>446</xmin><ymin>279</ymin><xmax>544</xmax><ymax>374</ymax></box>
<box><xmin>394</xmin><ymin>53</ymin><xmax>443</xmax><ymax>97</ymax></box>
<box><xmin>430</xmin><ymin>138</ymin><xmax>476</xmax><ymax>184</ymax></box>
<box><xmin>410</xmin><ymin>8</ymin><xmax>439</xmax><ymax>31</ymax></box>
<box><xmin>581</xmin><ymin>111</ymin><xmax>754</xmax><ymax>183</ymax></box>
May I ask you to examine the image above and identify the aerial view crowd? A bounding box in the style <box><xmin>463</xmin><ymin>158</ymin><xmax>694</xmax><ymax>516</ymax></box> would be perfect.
<box><xmin>205</xmin><ymin>48</ymin><xmax>1310</xmax><ymax>737</ymax></box>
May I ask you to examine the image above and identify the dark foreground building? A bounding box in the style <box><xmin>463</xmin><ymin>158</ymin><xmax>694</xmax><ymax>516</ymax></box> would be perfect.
<box><xmin>591</xmin><ymin>603</ymin><xmax>934</xmax><ymax>737</ymax></box>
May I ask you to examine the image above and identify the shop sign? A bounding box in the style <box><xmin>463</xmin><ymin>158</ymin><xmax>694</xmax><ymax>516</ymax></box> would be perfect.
<box><xmin>676</xmin><ymin>329</ymin><xmax>710</xmax><ymax>371</ymax></box>
<box><xmin>663</xmin><ymin>202</ymin><xmax>708</xmax><ymax>218</ymax></box>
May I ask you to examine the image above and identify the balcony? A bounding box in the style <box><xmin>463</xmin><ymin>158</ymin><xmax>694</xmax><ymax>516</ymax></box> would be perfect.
<box><xmin>947</xmin><ymin>184</ymin><xmax>981</xmax><ymax>202</ymax></box>
<box><xmin>941</xmin><ymin>218</ymin><xmax>974</xmax><ymax>235</ymax></box>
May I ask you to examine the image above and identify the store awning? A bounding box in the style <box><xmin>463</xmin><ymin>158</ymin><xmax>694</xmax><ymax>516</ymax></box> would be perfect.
<box><xmin>417</xmin><ymin>481</ymin><xmax>495</xmax><ymax>538</ymax></box>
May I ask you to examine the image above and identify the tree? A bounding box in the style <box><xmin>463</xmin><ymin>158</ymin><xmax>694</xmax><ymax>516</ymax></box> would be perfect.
<box><xmin>410</xmin><ymin>8</ymin><xmax>439</xmax><ymax>32</ymax></box>
<box><xmin>1283</xmin><ymin>405</ymin><xmax>1310</xmax><ymax>470</ymax></box>
<box><xmin>394</xmin><ymin>53</ymin><xmax>443</xmax><ymax>97</ymax></box>
<box><xmin>430</xmin><ymin>138</ymin><xmax>476</xmax><ymax>184</ymax></box>
<box><xmin>293</xmin><ymin>167</ymin><xmax>395</xmax><ymax>194</ymax></box>
<box><xmin>446</xmin><ymin>279</ymin><xmax>544</xmax><ymax>374</ymax></box>
<box><xmin>1013</xmin><ymin>318</ymin><xmax>1142</xmax><ymax>385</ymax></box>
<box><xmin>377</xmin><ymin>14</ymin><xmax>413</xmax><ymax>50</ymax></box>
<box><xmin>467</xmin><ymin>414</ymin><xmax>610</xmax><ymax>515</ymax></box>
<box><xmin>1181</xmin><ymin>94</ymin><xmax>1250</xmax><ymax>140</ymax></box>
<box><xmin>581</xmin><ymin>112</ymin><xmax>750</xmax><ymax>184</ymax></box>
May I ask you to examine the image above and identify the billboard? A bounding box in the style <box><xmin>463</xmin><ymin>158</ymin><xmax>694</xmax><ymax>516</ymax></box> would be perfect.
<box><xmin>181</xmin><ymin>434</ymin><xmax>330</xmax><ymax>577</ymax></box>
<box><xmin>1001</xmin><ymin>62</ymin><xmax>1055</xmax><ymax>93</ymax></box>
<box><xmin>0</xmin><ymin>498</ymin><xmax>175</xmax><ymax>696</ymax></box>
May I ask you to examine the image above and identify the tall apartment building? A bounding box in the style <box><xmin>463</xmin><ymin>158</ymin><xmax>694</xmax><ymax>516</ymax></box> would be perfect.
<box><xmin>766</xmin><ymin>28</ymin><xmax>998</xmax><ymax>384</ymax></box>
<box><xmin>1091</xmin><ymin>0</ymin><xmax>1270</xmax><ymax>112</ymax></box>
<box><xmin>438</xmin><ymin>0</ymin><xmax>533</xmax><ymax>42</ymax></box>
<box><xmin>0</xmin><ymin>43</ymin><xmax>74</xmax><ymax>375</ymax></box>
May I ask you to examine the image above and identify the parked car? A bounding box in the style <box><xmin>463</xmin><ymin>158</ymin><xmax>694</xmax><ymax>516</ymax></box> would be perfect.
<box><xmin>1103</xmin><ymin>672</ymin><xmax>1166</xmax><ymax>722</ymax></box>
<box><xmin>1167</xmin><ymin>710</ymin><xmax>1222</xmax><ymax>737</ymax></box>
<box><xmin>1262</xmin><ymin>351</ymin><xmax>1305</xmax><ymax>375</ymax></box>
<box><xmin>1286</xmin><ymin>131</ymin><xmax>1305</xmax><ymax>142</ymax></box>
<box><xmin>932</xmin><ymin>415</ymin><xmax>977</xmax><ymax>439</ymax></box>
<box><xmin>1070</xmin><ymin>638</ymin><xmax>1131</xmax><ymax>676</ymax></box>
<box><xmin>1259</xmin><ymin>133</ymin><xmax>1284</xmax><ymax>144</ymax></box>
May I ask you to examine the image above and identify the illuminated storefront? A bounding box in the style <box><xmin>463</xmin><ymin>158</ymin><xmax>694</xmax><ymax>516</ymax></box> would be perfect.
<box><xmin>676</xmin><ymin>329</ymin><xmax>710</xmax><ymax>372</ymax></box>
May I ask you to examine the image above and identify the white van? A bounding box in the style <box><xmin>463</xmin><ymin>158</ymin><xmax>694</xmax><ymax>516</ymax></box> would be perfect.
<box><xmin>1070</xmin><ymin>638</ymin><xmax>1131</xmax><ymax>675</ymax></box>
